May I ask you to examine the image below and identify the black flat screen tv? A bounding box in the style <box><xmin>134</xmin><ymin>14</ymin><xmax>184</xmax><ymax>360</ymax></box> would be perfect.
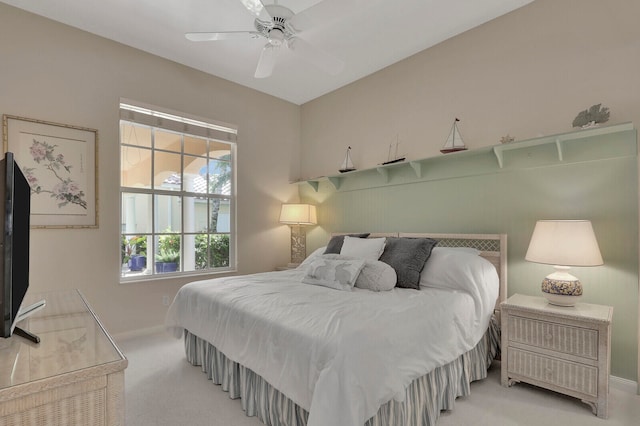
<box><xmin>0</xmin><ymin>152</ymin><xmax>33</xmax><ymax>340</ymax></box>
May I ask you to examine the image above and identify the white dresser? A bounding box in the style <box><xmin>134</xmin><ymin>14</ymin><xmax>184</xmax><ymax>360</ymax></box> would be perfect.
<box><xmin>0</xmin><ymin>290</ymin><xmax>127</xmax><ymax>425</ymax></box>
<box><xmin>500</xmin><ymin>293</ymin><xmax>612</xmax><ymax>418</ymax></box>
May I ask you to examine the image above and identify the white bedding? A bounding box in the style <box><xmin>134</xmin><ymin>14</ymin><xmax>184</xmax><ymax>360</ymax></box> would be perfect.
<box><xmin>165</xmin><ymin>265</ymin><xmax>498</xmax><ymax>426</ymax></box>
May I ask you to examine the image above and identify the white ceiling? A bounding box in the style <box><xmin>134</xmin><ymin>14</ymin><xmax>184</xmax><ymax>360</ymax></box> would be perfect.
<box><xmin>2</xmin><ymin>0</ymin><xmax>533</xmax><ymax>105</ymax></box>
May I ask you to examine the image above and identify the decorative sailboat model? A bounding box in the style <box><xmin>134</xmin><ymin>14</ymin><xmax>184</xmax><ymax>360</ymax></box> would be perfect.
<box><xmin>381</xmin><ymin>136</ymin><xmax>406</xmax><ymax>165</ymax></box>
<box><xmin>441</xmin><ymin>118</ymin><xmax>468</xmax><ymax>154</ymax></box>
<box><xmin>338</xmin><ymin>146</ymin><xmax>356</xmax><ymax>173</ymax></box>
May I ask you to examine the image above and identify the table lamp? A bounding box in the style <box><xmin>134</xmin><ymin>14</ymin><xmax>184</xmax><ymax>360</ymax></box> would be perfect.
<box><xmin>279</xmin><ymin>203</ymin><xmax>317</xmax><ymax>267</ymax></box>
<box><xmin>525</xmin><ymin>220</ymin><xmax>603</xmax><ymax>306</ymax></box>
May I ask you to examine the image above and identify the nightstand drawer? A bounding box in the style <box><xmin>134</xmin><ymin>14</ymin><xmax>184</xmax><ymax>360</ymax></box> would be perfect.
<box><xmin>509</xmin><ymin>315</ymin><xmax>598</xmax><ymax>360</ymax></box>
<box><xmin>507</xmin><ymin>348</ymin><xmax>598</xmax><ymax>397</ymax></box>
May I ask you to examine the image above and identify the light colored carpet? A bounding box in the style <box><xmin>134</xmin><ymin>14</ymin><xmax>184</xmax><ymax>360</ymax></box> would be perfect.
<box><xmin>118</xmin><ymin>330</ymin><xmax>640</xmax><ymax>426</ymax></box>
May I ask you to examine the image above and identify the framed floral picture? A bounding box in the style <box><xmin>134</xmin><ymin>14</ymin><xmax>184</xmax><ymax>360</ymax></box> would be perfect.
<box><xmin>2</xmin><ymin>115</ymin><xmax>98</xmax><ymax>228</ymax></box>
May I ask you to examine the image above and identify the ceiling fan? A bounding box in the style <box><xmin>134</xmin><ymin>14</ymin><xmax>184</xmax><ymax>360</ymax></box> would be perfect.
<box><xmin>185</xmin><ymin>0</ymin><xmax>348</xmax><ymax>78</ymax></box>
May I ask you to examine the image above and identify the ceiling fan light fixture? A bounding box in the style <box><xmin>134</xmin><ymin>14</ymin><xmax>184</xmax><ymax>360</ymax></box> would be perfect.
<box><xmin>268</xmin><ymin>28</ymin><xmax>285</xmax><ymax>46</ymax></box>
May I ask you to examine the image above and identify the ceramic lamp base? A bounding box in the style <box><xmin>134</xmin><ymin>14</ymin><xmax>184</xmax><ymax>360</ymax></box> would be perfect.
<box><xmin>541</xmin><ymin>267</ymin><xmax>583</xmax><ymax>307</ymax></box>
<box><xmin>542</xmin><ymin>291</ymin><xmax>582</xmax><ymax>307</ymax></box>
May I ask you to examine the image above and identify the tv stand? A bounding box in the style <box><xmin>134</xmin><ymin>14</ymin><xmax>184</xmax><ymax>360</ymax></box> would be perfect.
<box><xmin>12</xmin><ymin>299</ymin><xmax>46</xmax><ymax>344</ymax></box>
<box><xmin>0</xmin><ymin>290</ymin><xmax>127</xmax><ymax>425</ymax></box>
<box><xmin>13</xmin><ymin>326</ymin><xmax>39</xmax><ymax>344</ymax></box>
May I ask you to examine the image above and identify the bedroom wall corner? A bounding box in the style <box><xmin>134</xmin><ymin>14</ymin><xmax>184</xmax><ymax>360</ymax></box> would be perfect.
<box><xmin>298</xmin><ymin>0</ymin><xmax>640</xmax><ymax>382</ymax></box>
<box><xmin>0</xmin><ymin>3</ymin><xmax>300</xmax><ymax>336</ymax></box>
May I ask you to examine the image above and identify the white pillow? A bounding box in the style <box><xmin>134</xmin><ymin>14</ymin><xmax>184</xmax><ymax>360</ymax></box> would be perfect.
<box><xmin>302</xmin><ymin>257</ymin><xmax>366</xmax><ymax>291</ymax></box>
<box><xmin>340</xmin><ymin>236</ymin><xmax>386</xmax><ymax>260</ymax></box>
<box><xmin>419</xmin><ymin>248</ymin><xmax>494</xmax><ymax>295</ymax></box>
<box><xmin>297</xmin><ymin>246</ymin><xmax>327</xmax><ymax>270</ymax></box>
<box><xmin>433</xmin><ymin>246</ymin><xmax>481</xmax><ymax>255</ymax></box>
<box><xmin>323</xmin><ymin>254</ymin><xmax>396</xmax><ymax>291</ymax></box>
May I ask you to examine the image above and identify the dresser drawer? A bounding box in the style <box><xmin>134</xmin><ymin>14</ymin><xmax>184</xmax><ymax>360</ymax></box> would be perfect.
<box><xmin>507</xmin><ymin>348</ymin><xmax>598</xmax><ymax>397</ymax></box>
<box><xmin>508</xmin><ymin>315</ymin><xmax>598</xmax><ymax>360</ymax></box>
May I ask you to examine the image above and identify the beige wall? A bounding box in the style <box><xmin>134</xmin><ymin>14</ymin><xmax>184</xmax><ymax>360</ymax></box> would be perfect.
<box><xmin>300</xmin><ymin>0</ymin><xmax>640</xmax><ymax>382</ymax></box>
<box><xmin>300</xmin><ymin>0</ymin><xmax>640</xmax><ymax>177</ymax></box>
<box><xmin>0</xmin><ymin>3</ymin><xmax>300</xmax><ymax>336</ymax></box>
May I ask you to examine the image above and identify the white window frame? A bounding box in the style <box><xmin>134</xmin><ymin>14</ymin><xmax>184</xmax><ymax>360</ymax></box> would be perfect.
<box><xmin>119</xmin><ymin>100</ymin><xmax>237</xmax><ymax>282</ymax></box>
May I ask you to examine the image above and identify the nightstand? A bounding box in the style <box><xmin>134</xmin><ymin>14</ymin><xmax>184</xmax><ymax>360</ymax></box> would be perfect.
<box><xmin>500</xmin><ymin>293</ymin><xmax>612</xmax><ymax>418</ymax></box>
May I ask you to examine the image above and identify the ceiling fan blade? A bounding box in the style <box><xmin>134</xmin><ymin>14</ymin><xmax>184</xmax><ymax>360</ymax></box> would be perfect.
<box><xmin>288</xmin><ymin>37</ymin><xmax>344</xmax><ymax>76</ymax></box>
<box><xmin>288</xmin><ymin>0</ymin><xmax>363</xmax><ymax>32</ymax></box>
<box><xmin>254</xmin><ymin>44</ymin><xmax>279</xmax><ymax>78</ymax></box>
<box><xmin>185</xmin><ymin>31</ymin><xmax>261</xmax><ymax>42</ymax></box>
<box><xmin>239</xmin><ymin>0</ymin><xmax>272</xmax><ymax>22</ymax></box>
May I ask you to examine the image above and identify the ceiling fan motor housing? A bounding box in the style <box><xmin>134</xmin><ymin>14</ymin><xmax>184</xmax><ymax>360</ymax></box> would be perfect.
<box><xmin>254</xmin><ymin>4</ymin><xmax>295</xmax><ymax>45</ymax></box>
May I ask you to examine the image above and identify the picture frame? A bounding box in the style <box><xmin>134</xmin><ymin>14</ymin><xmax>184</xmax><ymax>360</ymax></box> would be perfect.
<box><xmin>2</xmin><ymin>115</ymin><xmax>98</xmax><ymax>228</ymax></box>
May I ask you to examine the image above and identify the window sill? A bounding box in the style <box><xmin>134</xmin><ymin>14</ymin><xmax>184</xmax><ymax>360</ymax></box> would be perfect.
<box><xmin>119</xmin><ymin>268</ymin><xmax>237</xmax><ymax>284</ymax></box>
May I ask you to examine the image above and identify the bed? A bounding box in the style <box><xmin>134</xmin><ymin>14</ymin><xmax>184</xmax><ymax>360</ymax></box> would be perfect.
<box><xmin>165</xmin><ymin>232</ymin><xmax>507</xmax><ymax>426</ymax></box>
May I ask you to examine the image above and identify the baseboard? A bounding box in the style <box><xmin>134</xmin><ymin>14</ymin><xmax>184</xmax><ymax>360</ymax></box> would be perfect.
<box><xmin>610</xmin><ymin>375</ymin><xmax>638</xmax><ymax>394</ymax></box>
<box><xmin>111</xmin><ymin>325</ymin><xmax>167</xmax><ymax>343</ymax></box>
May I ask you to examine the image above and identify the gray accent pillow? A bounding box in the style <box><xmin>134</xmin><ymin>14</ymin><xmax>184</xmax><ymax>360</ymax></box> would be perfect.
<box><xmin>379</xmin><ymin>237</ymin><xmax>438</xmax><ymax>289</ymax></box>
<box><xmin>324</xmin><ymin>233</ymin><xmax>370</xmax><ymax>254</ymax></box>
<box><xmin>355</xmin><ymin>260</ymin><xmax>396</xmax><ymax>291</ymax></box>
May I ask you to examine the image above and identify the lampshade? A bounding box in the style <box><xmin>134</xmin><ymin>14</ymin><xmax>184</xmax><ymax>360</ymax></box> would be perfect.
<box><xmin>525</xmin><ymin>220</ymin><xmax>603</xmax><ymax>307</ymax></box>
<box><xmin>525</xmin><ymin>220</ymin><xmax>603</xmax><ymax>266</ymax></box>
<box><xmin>279</xmin><ymin>204</ymin><xmax>317</xmax><ymax>225</ymax></box>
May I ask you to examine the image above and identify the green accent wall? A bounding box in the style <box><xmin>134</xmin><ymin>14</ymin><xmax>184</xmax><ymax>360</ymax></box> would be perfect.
<box><xmin>301</xmin><ymin>126</ymin><xmax>638</xmax><ymax>381</ymax></box>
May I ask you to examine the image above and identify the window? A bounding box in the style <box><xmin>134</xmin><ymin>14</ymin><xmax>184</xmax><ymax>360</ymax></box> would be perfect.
<box><xmin>119</xmin><ymin>102</ymin><xmax>237</xmax><ymax>280</ymax></box>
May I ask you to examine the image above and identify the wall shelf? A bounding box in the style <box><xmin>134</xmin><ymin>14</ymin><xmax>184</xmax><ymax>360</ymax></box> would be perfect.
<box><xmin>489</xmin><ymin>123</ymin><xmax>633</xmax><ymax>168</ymax></box>
<box><xmin>409</xmin><ymin>161</ymin><xmax>422</xmax><ymax>178</ymax></box>
<box><xmin>293</xmin><ymin>122</ymin><xmax>635</xmax><ymax>192</ymax></box>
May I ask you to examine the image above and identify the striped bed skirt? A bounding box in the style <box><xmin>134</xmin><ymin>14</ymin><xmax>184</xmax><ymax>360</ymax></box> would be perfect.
<box><xmin>184</xmin><ymin>316</ymin><xmax>500</xmax><ymax>426</ymax></box>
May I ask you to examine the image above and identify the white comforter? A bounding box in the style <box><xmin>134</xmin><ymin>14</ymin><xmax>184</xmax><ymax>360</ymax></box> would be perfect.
<box><xmin>165</xmin><ymin>268</ymin><xmax>497</xmax><ymax>426</ymax></box>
